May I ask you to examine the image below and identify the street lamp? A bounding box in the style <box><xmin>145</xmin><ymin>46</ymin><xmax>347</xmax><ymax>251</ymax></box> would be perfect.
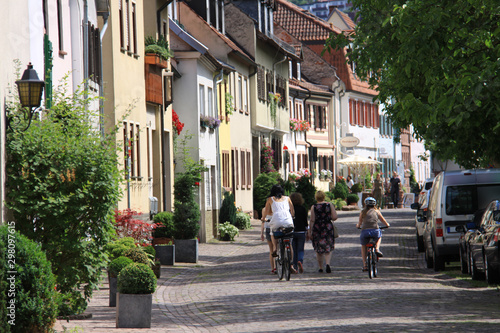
<box><xmin>7</xmin><ymin>63</ymin><xmax>45</xmax><ymax>131</ymax></box>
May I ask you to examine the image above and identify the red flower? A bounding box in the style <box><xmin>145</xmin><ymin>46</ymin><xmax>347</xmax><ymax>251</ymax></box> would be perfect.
<box><xmin>194</xmin><ymin>182</ymin><xmax>200</xmax><ymax>186</ymax></box>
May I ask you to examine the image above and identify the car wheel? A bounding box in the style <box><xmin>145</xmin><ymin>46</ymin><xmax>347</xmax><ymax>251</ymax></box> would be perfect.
<box><xmin>470</xmin><ymin>254</ymin><xmax>484</xmax><ymax>281</ymax></box>
<box><xmin>433</xmin><ymin>247</ymin><xmax>445</xmax><ymax>271</ymax></box>
<box><xmin>485</xmin><ymin>254</ymin><xmax>499</xmax><ymax>285</ymax></box>
<box><xmin>459</xmin><ymin>246</ymin><xmax>468</xmax><ymax>274</ymax></box>
<box><xmin>425</xmin><ymin>246</ymin><xmax>434</xmax><ymax>269</ymax></box>
<box><xmin>416</xmin><ymin>233</ymin><xmax>425</xmax><ymax>252</ymax></box>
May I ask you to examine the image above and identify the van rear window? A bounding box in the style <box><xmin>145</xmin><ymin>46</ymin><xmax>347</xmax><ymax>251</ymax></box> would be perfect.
<box><xmin>446</xmin><ymin>185</ymin><xmax>500</xmax><ymax>215</ymax></box>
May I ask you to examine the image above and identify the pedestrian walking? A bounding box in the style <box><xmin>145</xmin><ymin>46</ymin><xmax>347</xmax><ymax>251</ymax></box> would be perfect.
<box><xmin>390</xmin><ymin>171</ymin><xmax>401</xmax><ymax>208</ymax></box>
<box><xmin>346</xmin><ymin>176</ymin><xmax>354</xmax><ymax>192</ymax></box>
<box><xmin>372</xmin><ymin>173</ymin><xmax>383</xmax><ymax>208</ymax></box>
<box><xmin>290</xmin><ymin>192</ymin><xmax>308</xmax><ymax>273</ymax></box>
<box><xmin>308</xmin><ymin>191</ymin><xmax>338</xmax><ymax>273</ymax></box>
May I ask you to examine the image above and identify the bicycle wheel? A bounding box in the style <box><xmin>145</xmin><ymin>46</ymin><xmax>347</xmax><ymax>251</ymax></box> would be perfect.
<box><xmin>284</xmin><ymin>244</ymin><xmax>291</xmax><ymax>281</ymax></box>
<box><xmin>277</xmin><ymin>240</ymin><xmax>284</xmax><ymax>280</ymax></box>
<box><xmin>372</xmin><ymin>250</ymin><xmax>378</xmax><ymax>278</ymax></box>
<box><xmin>367</xmin><ymin>249</ymin><xmax>373</xmax><ymax>279</ymax></box>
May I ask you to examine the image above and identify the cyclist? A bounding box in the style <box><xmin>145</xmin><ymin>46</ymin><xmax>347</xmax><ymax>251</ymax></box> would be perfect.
<box><xmin>262</xmin><ymin>184</ymin><xmax>296</xmax><ymax>273</ymax></box>
<box><xmin>355</xmin><ymin>197</ymin><xmax>390</xmax><ymax>271</ymax></box>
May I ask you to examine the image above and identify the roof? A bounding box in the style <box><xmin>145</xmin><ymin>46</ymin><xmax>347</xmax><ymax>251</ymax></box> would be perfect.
<box><xmin>290</xmin><ymin>78</ymin><xmax>332</xmax><ymax>95</ymax></box>
<box><xmin>274</xmin><ymin>0</ymin><xmax>342</xmax><ymax>41</ymax></box>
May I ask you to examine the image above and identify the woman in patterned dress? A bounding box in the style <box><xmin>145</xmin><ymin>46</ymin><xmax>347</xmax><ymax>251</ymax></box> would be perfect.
<box><xmin>308</xmin><ymin>191</ymin><xmax>338</xmax><ymax>273</ymax></box>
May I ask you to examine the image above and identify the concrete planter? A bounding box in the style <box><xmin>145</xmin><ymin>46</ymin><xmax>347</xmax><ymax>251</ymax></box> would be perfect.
<box><xmin>116</xmin><ymin>293</ymin><xmax>153</xmax><ymax>328</ymax></box>
<box><xmin>109</xmin><ymin>276</ymin><xmax>117</xmax><ymax>307</ymax></box>
<box><xmin>175</xmin><ymin>239</ymin><xmax>198</xmax><ymax>263</ymax></box>
<box><xmin>154</xmin><ymin>244</ymin><xmax>175</xmax><ymax>265</ymax></box>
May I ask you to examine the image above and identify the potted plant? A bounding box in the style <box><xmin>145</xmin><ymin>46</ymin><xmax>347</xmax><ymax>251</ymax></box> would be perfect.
<box><xmin>218</xmin><ymin>222</ymin><xmax>239</xmax><ymax>241</ymax></box>
<box><xmin>144</xmin><ymin>35</ymin><xmax>173</xmax><ymax>68</ymax></box>
<box><xmin>116</xmin><ymin>263</ymin><xmax>157</xmax><ymax>328</ymax></box>
<box><xmin>172</xmin><ymin>172</ymin><xmax>201</xmax><ymax>263</ymax></box>
<box><xmin>108</xmin><ymin>256</ymin><xmax>134</xmax><ymax>307</ymax></box>
<box><xmin>152</xmin><ymin>211</ymin><xmax>175</xmax><ymax>245</ymax></box>
<box><xmin>155</xmin><ymin>241</ymin><xmax>175</xmax><ymax>266</ymax></box>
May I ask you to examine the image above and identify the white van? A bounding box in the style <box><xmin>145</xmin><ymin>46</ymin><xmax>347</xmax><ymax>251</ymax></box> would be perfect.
<box><xmin>424</xmin><ymin>169</ymin><xmax>500</xmax><ymax>271</ymax></box>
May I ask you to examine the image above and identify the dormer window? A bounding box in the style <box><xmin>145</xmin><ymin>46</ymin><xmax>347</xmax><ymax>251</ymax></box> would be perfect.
<box><xmin>259</xmin><ymin>0</ymin><xmax>274</xmax><ymax>36</ymax></box>
<box><xmin>186</xmin><ymin>0</ymin><xmax>225</xmax><ymax>34</ymax></box>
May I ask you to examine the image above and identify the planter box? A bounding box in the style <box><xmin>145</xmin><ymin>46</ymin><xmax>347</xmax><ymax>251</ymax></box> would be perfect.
<box><xmin>175</xmin><ymin>239</ymin><xmax>198</xmax><ymax>263</ymax></box>
<box><xmin>154</xmin><ymin>244</ymin><xmax>175</xmax><ymax>265</ymax></box>
<box><xmin>116</xmin><ymin>293</ymin><xmax>153</xmax><ymax>328</ymax></box>
<box><xmin>109</xmin><ymin>276</ymin><xmax>117</xmax><ymax>307</ymax></box>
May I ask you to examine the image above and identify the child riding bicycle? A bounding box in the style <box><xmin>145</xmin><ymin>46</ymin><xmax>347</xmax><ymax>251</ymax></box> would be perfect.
<box><xmin>356</xmin><ymin>197</ymin><xmax>390</xmax><ymax>271</ymax></box>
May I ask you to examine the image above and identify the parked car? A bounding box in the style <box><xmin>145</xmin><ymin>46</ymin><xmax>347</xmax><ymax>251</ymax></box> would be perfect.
<box><xmin>424</xmin><ymin>169</ymin><xmax>500</xmax><ymax>271</ymax></box>
<box><xmin>456</xmin><ymin>208</ymin><xmax>485</xmax><ymax>274</ymax></box>
<box><xmin>467</xmin><ymin>200</ymin><xmax>500</xmax><ymax>284</ymax></box>
<box><xmin>411</xmin><ymin>178</ymin><xmax>434</xmax><ymax>252</ymax></box>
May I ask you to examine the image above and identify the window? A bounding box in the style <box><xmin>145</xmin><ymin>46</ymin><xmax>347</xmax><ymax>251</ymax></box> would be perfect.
<box><xmin>237</xmin><ymin>75</ymin><xmax>243</xmax><ymax>111</ymax></box>
<box><xmin>205</xmin><ymin>169</ymin><xmax>211</xmax><ymax>208</ymax></box>
<box><xmin>208</xmin><ymin>87</ymin><xmax>213</xmax><ymax>117</ymax></box>
<box><xmin>129</xmin><ymin>123</ymin><xmax>135</xmax><ymax>176</ymax></box>
<box><xmin>56</xmin><ymin>0</ymin><xmax>64</xmax><ymax>53</ymax></box>
<box><xmin>222</xmin><ymin>151</ymin><xmax>230</xmax><ymax>188</ymax></box>
<box><xmin>135</xmin><ymin>123</ymin><xmax>141</xmax><ymax>178</ymax></box>
<box><xmin>119</xmin><ymin>0</ymin><xmax>124</xmax><ymax>50</ymax></box>
<box><xmin>132</xmin><ymin>2</ymin><xmax>137</xmax><ymax>55</ymax></box>
<box><xmin>126</xmin><ymin>0</ymin><xmax>130</xmax><ymax>52</ymax></box>
<box><xmin>199</xmin><ymin>84</ymin><xmax>205</xmax><ymax>115</ymax></box>
<box><xmin>233</xmin><ymin>149</ymin><xmax>239</xmax><ymax>189</ymax></box>
<box><xmin>243</xmin><ymin>77</ymin><xmax>248</xmax><ymax>113</ymax></box>
<box><xmin>314</xmin><ymin>105</ymin><xmax>327</xmax><ymax>130</ymax></box>
<box><xmin>246</xmin><ymin>151</ymin><xmax>252</xmax><ymax>188</ymax></box>
<box><xmin>147</xmin><ymin>126</ymin><xmax>152</xmax><ymax>180</ymax></box>
<box><xmin>241</xmin><ymin>150</ymin><xmax>246</xmax><ymax>187</ymax></box>
<box><xmin>257</xmin><ymin>66</ymin><xmax>266</xmax><ymax>101</ymax></box>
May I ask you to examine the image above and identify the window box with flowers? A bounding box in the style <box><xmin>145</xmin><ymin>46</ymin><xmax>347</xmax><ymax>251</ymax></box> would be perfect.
<box><xmin>200</xmin><ymin>115</ymin><xmax>221</xmax><ymax>132</ymax></box>
<box><xmin>319</xmin><ymin>169</ymin><xmax>333</xmax><ymax>181</ymax></box>
<box><xmin>289</xmin><ymin>119</ymin><xmax>311</xmax><ymax>133</ymax></box>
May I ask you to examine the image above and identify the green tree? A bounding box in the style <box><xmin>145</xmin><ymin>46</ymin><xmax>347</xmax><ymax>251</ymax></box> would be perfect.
<box><xmin>324</xmin><ymin>0</ymin><xmax>500</xmax><ymax>168</ymax></box>
<box><xmin>5</xmin><ymin>78</ymin><xmax>122</xmax><ymax>315</ymax></box>
<box><xmin>219</xmin><ymin>191</ymin><xmax>237</xmax><ymax>226</ymax></box>
<box><xmin>253</xmin><ymin>172</ymin><xmax>282</xmax><ymax>218</ymax></box>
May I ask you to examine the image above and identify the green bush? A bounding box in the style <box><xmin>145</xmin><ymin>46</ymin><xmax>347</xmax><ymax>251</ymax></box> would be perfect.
<box><xmin>325</xmin><ymin>191</ymin><xmax>335</xmax><ymax>201</ymax></box>
<box><xmin>295</xmin><ymin>176</ymin><xmax>317</xmax><ymax>209</ymax></box>
<box><xmin>142</xmin><ymin>245</ymin><xmax>155</xmax><ymax>258</ymax></box>
<box><xmin>106</xmin><ymin>237</ymin><xmax>137</xmax><ymax>260</ymax></box>
<box><xmin>0</xmin><ymin>225</ymin><xmax>58</xmax><ymax>332</ymax></box>
<box><xmin>218</xmin><ymin>222</ymin><xmax>239</xmax><ymax>241</ymax></box>
<box><xmin>173</xmin><ymin>173</ymin><xmax>201</xmax><ymax>239</ymax></box>
<box><xmin>253</xmin><ymin>172</ymin><xmax>281</xmax><ymax>219</ymax></box>
<box><xmin>334</xmin><ymin>198</ymin><xmax>347</xmax><ymax>210</ymax></box>
<box><xmin>346</xmin><ymin>193</ymin><xmax>360</xmax><ymax>205</ymax></box>
<box><xmin>117</xmin><ymin>263</ymin><xmax>157</xmax><ymax>294</ymax></box>
<box><xmin>108</xmin><ymin>256</ymin><xmax>134</xmax><ymax>278</ymax></box>
<box><xmin>332</xmin><ymin>180</ymin><xmax>349</xmax><ymax>200</ymax></box>
<box><xmin>235</xmin><ymin>212</ymin><xmax>252</xmax><ymax>230</ymax></box>
<box><xmin>123</xmin><ymin>248</ymin><xmax>150</xmax><ymax>266</ymax></box>
<box><xmin>351</xmin><ymin>183</ymin><xmax>363</xmax><ymax>193</ymax></box>
<box><xmin>152</xmin><ymin>212</ymin><xmax>175</xmax><ymax>238</ymax></box>
<box><xmin>219</xmin><ymin>191</ymin><xmax>237</xmax><ymax>226</ymax></box>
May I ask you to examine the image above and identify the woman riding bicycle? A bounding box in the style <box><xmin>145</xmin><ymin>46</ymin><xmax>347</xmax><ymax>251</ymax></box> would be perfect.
<box><xmin>356</xmin><ymin>197</ymin><xmax>390</xmax><ymax>271</ymax></box>
<box><xmin>262</xmin><ymin>185</ymin><xmax>296</xmax><ymax>273</ymax></box>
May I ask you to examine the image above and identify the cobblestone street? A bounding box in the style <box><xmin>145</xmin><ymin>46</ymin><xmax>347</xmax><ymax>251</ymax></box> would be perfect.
<box><xmin>56</xmin><ymin>209</ymin><xmax>500</xmax><ymax>332</ymax></box>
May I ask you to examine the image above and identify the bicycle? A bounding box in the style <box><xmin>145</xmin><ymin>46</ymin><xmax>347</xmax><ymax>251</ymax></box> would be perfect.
<box><xmin>273</xmin><ymin>226</ymin><xmax>294</xmax><ymax>281</ymax></box>
<box><xmin>361</xmin><ymin>226</ymin><xmax>389</xmax><ymax>279</ymax></box>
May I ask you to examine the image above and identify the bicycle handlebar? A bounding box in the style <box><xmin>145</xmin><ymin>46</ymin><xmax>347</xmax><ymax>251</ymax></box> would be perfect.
<box><xmin>357</xmin><ymin>225</ymin><xmax>390</xmax><ymax>229</ymax></box>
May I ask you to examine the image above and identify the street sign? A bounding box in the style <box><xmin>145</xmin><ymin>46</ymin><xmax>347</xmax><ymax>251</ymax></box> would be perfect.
<box><xmin>340</xmin><ymin>136</ymin><xmax>360</xmax><ymax>147</ymax></box>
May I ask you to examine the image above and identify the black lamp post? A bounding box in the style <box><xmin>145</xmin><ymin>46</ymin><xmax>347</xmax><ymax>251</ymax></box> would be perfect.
<box><xmin>7</xmin><ymin>63</ymin><xmax>45</xmax><ymax>131</ymax></box>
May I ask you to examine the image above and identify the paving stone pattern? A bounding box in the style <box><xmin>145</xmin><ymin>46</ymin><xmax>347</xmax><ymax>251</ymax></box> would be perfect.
<box><xmin>55</xmin><ymin>208</ymin><xmax>500</xmax><ymax>332</ymax></box>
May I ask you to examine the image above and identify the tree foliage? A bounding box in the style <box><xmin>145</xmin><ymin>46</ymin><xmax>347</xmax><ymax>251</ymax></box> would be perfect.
<box><xmin>5</xmin><ymin>78</ymin><xmax>122</xmax><ymax>315</ymax></box>
<box><xmin>324</xmin><ymin>0</ymin><xmax>500</xmax><ymax>168</ymax></box>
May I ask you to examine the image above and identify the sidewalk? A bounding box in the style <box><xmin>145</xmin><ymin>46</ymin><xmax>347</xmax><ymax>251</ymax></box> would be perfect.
<box><xmin>54</xmin><ymin>218</ymin><xmax>265</xmax><ymax>332</ymax></box>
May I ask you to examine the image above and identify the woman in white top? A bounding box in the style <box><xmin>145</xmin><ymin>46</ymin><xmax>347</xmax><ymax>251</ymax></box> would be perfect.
<box><xmin>262</xmin><ymin>185</ymin><xmax>295</xmax><ymax>268</ymax></box>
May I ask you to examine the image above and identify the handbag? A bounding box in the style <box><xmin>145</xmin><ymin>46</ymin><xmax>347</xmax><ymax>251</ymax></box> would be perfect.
<box><xmin>333</xmin><ymin>223</ymin><xmax>339</xmax><ymax>238</ymax></box>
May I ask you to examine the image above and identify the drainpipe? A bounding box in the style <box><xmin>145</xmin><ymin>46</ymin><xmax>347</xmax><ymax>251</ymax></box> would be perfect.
<box><xmin>213</xmin><ymin>69</ymin><xmax>224</xmax><ymax>228</ymax></box>
<box><xmin>99</xmin><ymin>10</ymin><xmax>109</xmax><ymax>138</ymax></box>
<box><xmin>83</xmin><ymin>0</ymin><xmax>89</xmax><ymax>108</ymax></box>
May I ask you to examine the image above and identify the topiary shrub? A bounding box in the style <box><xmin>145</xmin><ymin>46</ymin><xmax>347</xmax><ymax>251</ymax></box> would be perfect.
<box><xmin>346</xmin><ymin>193</ymin><xmax>360</xmax><ymax>205</ymax></box>
<box><xmin>218</xmin><ymin>222</ymin><xmax>239</xmax><ymax>241</ymax></box>
<box><xmin>117</xmin><ymin>263</ymin><xmax>157</xmax><ymax>294</ymax></box>
<box><xmin>334</xmin><ymin>198</ymin><xmax>347</xmax><ymax>210</ymax></box>
<box><xmin>0</xmin><ymin>225</ymin><xmax>58</xmax><ymax>332</ymax></box>
<box><xmin>123</xmin><ymin>248</ymin><xmax>150</xmax><ymax>266</ymax></box>
<box><xmin>351</xmin><ymin>183</ymin><xmax>363</xmax><ymax>193</ymax></box>
<box><xmin>219</xmin><ymin>191</ymin><xmax>237</xmax><ymax>226</ymax></box>
<box><xmin>295</xmin><ymin>176</ymin><xmax>317</xmax><ymax>210</ymax></box>
<box><xmin>332</xmin><ymin>180</ymin><xmax>349</xmax><ymax>200</ymax></box>
<box><xmin>234</xmin><ymin>212</ymin><xmax>252</xmax><ymax>230</ymax></box>
<box><xmin>108</xmin><ymin>256</ymin><xmax>134</xmax><ymax>278</ymax></box>
<box><xmin>173</xmin><ymin>173</ymin><xmax>201</xmax><ymax>239</ymax></box>
<box><xmin>152</xmin><ymin>212</ymin><xmax>175</xmax><ymax>238</ymax></box>
<box><xmin>253</xmin><ymin>172</ymin><xmax>282</xmax><ymax>218</ymax></box>
<box><xmin>106</xmin><ymin>237</ymin><xmax>137</xmax><ymax>260</ymax></box>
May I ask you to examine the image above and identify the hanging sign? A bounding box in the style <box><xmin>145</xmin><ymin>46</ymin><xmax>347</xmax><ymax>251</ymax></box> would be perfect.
<box><xmin>339</xmin><ymin>136</ymin><xmax>360</xmax><ymax>148</ymax></box>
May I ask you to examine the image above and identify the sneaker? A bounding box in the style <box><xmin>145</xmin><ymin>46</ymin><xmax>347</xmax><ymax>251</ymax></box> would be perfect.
<box><xmin>318</xmin><ymin>269</ymin><xmax>323</xmax><ymax>273</ymax></box>
<box><xmin>272</xmin><ymin>251</ymin><xmax>278</xmax><ymax>257</ymax></box>
<box><xmin>375</xmin><ymin>250</ymin><xmax>384</xmax><ymax>258</ymax></box>
<box><xmin>271</xmin><ymin>268</ymin><xmax>277</xmax><ymax>274</ymax></box>
<box><xmin>298</xmin><ymin>262</ymin><xmax>304</xmax><ymax>274</ymax></box>
<box><xmin>326</xmin><ymin>264</ymin><xmax>331</xmax><ymax>273</ymax></box>
<box><xmin>290</xmin><ymin>266</ymin><xmax>298</xmax><ymax>274</ymax></box>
